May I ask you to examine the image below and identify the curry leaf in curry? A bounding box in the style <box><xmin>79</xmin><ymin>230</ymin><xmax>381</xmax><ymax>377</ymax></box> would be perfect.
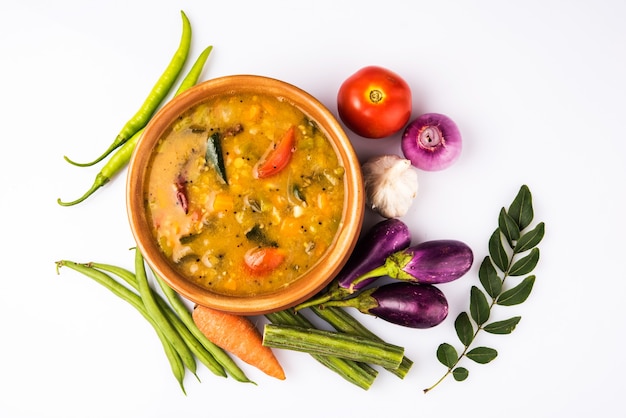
<box><xmin>206</xmin><ymin>132</ymin><xmax>228</xmax><ymax>185</ymax></box>
<box><xmin>245</xmin><ymin>224</ymin><xmax>278</xmax><ymax>247</ymax></box>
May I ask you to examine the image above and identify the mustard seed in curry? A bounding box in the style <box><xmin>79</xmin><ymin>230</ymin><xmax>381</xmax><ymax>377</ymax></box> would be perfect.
<box><xmin>145</xmin><ymin>93</ymin><xmax>345</xmax><ymax>297</ymax></box>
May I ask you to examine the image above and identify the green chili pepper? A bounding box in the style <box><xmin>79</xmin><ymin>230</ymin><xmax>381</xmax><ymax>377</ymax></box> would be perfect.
<box><xmin>58</xmin><ymin>44</ymin><xmax>212</xmax><ymax>206</ymax></box>
<box><xmin>64</xmin><ymin>10</ymin><xmax>193</xmax><ymax>168</ymax></box>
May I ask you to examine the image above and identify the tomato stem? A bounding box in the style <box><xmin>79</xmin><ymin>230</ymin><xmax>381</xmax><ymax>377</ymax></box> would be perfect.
<box><xmin>369</xmin><ymin>89</ymin><xmax>383</xmax><ymax>104</ymax></box>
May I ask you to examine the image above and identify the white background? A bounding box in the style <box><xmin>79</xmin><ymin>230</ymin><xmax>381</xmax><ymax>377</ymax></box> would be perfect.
<box><xmin>1</xmin><ymin>1</ymin><xmax>625</xmax><ymax>417</ymax></box>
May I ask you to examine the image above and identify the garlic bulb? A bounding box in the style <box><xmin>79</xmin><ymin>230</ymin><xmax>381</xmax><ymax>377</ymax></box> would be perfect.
<box><xmin>362</xmin><ymin>154</ymin><xmax>418</xmax><ymax>218</ymax></box>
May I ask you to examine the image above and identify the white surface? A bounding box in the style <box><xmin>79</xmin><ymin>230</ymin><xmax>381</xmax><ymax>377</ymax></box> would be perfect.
<box><xmin>2</xmin><ymin>1</ymin><xmax>625</xmax><ymax>417</ymax></box>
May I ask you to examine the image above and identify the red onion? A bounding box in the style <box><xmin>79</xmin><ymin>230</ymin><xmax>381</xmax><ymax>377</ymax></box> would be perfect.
<box><xmin>401</xmin><ymin>113</ymin><xmax>462</xmax><ymax>171</ymax></box>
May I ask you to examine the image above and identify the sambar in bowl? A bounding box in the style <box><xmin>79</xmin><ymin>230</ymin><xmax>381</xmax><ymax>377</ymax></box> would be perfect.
<box><xmin>127</xmin><ymin>75</ymin><xmax>364</xmax><ymax>315</ymax></box>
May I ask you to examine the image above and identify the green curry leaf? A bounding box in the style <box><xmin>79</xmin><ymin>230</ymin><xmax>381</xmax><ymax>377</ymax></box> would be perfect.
<box><xmin>469</xmin><ymin>286</ymin><xmax>490</xmax><ymax>326</ymax></box>
<box><xmin>498</xmin><ymin>207</ymin><xmax>520</xmax><ymax>246</ymax></box>
<box><xmin>484</xmin><ymin>316</ymin><xmax>522</xmax><ymax>334</ymax></box>
<box><xmin>466</xmin><ymin>347</ymin><xmax>498</xmax><ymax>364</ymax></box>
<box><xmin>497</xmin><ymin>276</ymin><xmax>535</xmax><ymax>306</ymax></box>
<box><xmin>514</xmin><ymin>223</ymin><xmax>545</xmax><ymax>254</ymax></box>
<box><xmin>425</xmin><ymin>185</ymin><xmax>544</xmax><ymax>393</ymax></box>
<box><xmin>478</xmin><ymin>256</ymin><xmax>502</xmax><ymax>298</ymax></box>
<box><xmin>509</xmin><ymin>248</ymin><xmax>540</xmax><ymax>276</ymax></box>
<box><xmin>488</xmin><ymin>229</ymin><xmax>509</xmax><ymax>272</ymax></box>
<box><xmin>454</xmin><ymin>312</ymin><xmax>474</xmax><ymax>347</ymax></box>
<box><xmin>436</xmin><ymin>343</ymin><xmax>459</xmax><ymax>369</ymax></box>
<box><xmin>453</xmin><ymin>367</ymin><xmax>469</xmax><ymax>381</ymax></box>
<box><xmin>508</xmin><ymin>184</ymin><xmax>534</xmax><ymax>230</ymax></box>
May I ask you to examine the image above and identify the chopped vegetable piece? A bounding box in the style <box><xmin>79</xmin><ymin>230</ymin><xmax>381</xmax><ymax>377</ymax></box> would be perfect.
<box><xmin>244</xmin><ymin>247</ymin><xmax>285</xmax><ymax>274</ymax></box>
<box><xmin>192</xmin><ymin>305</ymin><xmax>286</xmax><ymax>380</ymax></box>
<box><xmin>253</xmin><ymin>126</ymin><xmax>296</xmax><ymax>178</ymax></box>
<box><xmin>175</xmin><ymin>175</ymin><xmax>189</xmax><ymax>214</ymax></box>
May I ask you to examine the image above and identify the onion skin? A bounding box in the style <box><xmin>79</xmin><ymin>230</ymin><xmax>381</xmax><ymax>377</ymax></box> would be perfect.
<box><xmin>327</xmin><ymin>282</ymin><xmax>449</xmax><ymax>329</ymax></box>
<box><xmin>294</xmin><ymin>219</ymin><xmax>411</xmax><ymax>310</ymax></box>
<box><xmin>401</xmin><ymin>113</ymin><xmax>462</xmax><ymax>171</ymax></box>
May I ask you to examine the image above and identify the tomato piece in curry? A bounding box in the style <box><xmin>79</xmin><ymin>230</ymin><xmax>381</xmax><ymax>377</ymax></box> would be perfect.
<box><xmin>145</xmin><ymin>93</ymin><xmax>345</xmax><ymax>297</ymax></box>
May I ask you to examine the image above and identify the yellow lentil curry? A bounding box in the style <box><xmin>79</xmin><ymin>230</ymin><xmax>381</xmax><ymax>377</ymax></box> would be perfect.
<box><xmin>145</xmin><ymin>92</ymin><xmax>345</xmax><ymax>297</ymax></box>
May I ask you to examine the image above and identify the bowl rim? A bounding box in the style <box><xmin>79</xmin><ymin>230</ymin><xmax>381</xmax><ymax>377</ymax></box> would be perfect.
<box><xmin>126</xmin><ymin>74</ymin><xmax>364</xmax><ymax>315</ymax></box>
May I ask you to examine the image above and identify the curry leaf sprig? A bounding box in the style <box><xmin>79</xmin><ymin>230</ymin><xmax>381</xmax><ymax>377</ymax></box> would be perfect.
<box><xmin>424</xmin><ymin>185</ymin><xmax>545</xmax><ymax>393</ymax></box>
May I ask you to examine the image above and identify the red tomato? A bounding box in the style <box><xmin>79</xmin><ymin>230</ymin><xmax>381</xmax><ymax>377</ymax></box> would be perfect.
<box><xmin>244</xmin><ymin>247</ymin><xmax>285</xmax><ymax>275</ymax></box>
<box><xmin>253</xmin><ymin>126</ymin><xmax>296</xmax><ymax>179</ymax></box>
<box><xmin>337</xmin><ymin>66</ymin><xmax>412</xmax><ymax>139</ymax></box>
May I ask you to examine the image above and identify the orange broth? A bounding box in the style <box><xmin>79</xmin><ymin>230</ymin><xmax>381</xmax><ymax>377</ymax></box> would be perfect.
<box><xmin>145</xmin><ymin>92</ymin><xmax>345</xmax><ymax>296</ymax></box>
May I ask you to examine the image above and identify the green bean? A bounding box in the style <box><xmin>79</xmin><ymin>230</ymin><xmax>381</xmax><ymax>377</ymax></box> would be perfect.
<box><xmin>151</xmin><ymin>268</ymin><xmax>254</xmax><ymax>384</ymax></box>
<box><xmin>90</xmin><ymin>262</ymin><xmax>227</xmax><ymax>379</ymax></box>
<box><xmin>64</xmin><ymin>11</ymin><xmax>192</xmax><ymax>168</ymax></box>
<box><xmin>174</xmin><ymin>45</ymin><xmax>212</xmax><ymax>95</ymax></box>
<box><xmin>265</xmin><ymin>310</ymin><xmax>377</xmax><ymax>390</ymax></box>
<box><xmin>158</xmin><ymin>298</ymin><xmax>224</xmax><ymax>379</ymax></box>
<box><xmin>57</xmin><ymin>44</ymin><xmax>213</xmax><ymax>207</ymax></box>
<box><xmin>133</xmin><ymin>249</ymin><xmax>198</xmax><ymax>377</ymax></box>
<box><xmin>54</xmin><ymin>260</ymin><xmax>187</xmax><ymax>393</ymax></box>
<box><xmin>263</xmin><ymin>323</ymin><xmax>405</xmax><ymax>369</ymax></box>
<box><xmin>310</xmin><ymin>306</ymin><xmax>414</xmax><ymax>379</ymax></box>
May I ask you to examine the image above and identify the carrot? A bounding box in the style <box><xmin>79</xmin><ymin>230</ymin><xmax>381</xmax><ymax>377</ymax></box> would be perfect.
<box><xmin>191</xmin><ymin>305</ymin><xmax>286</xmax><ymax>380</ymax></box>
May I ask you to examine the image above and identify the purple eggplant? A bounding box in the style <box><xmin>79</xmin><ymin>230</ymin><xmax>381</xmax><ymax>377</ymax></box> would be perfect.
<box><xmin>348</xmin><ymin>239</ymin><xmax>474</xmax><ymax>291</ymax></box>
<box><xmin>324</xmin><ymin>282</ymin><xmax>449</xmax><ymax>329</ymax></box>
<box><xmin>295</xmin><ymin>218</ymin><xmax>411</xmax><ymax>310</ymax></box>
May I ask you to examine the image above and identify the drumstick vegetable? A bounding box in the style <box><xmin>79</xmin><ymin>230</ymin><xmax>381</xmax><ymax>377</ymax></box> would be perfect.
<box><xmin>192</xmin><ymin>305</ymin><xmax>286</xmax><ymax>380</ymax></box>
<box><xmin>58</xmin><ymin>45</ymin><xmax>213</xmax><ymax>206</ymax></box>
<box><xmin>309</xmin><ymin>305</ymin><xmax>413</xmax><ymax>378</ymax></box>
<box><xmin>64</xmin><ymin>10</ymin><xmax>192</xmax><ymax>167</ymax></box>
<box><xmin>265</xmin><ymin>309</ymin><xmax>378</xmax><ymax>390</ymax></box>
<box><xmin>262</xmin><ymin>324</ymin><xmax>405</xmax><ymax>369</ymax></box>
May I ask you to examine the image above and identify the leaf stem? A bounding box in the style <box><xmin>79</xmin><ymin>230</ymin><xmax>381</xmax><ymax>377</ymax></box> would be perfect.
<box><xmin>423</xmin><ymin>319</ymin><xmax>486</xmax><ymax>393</ymax></box>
